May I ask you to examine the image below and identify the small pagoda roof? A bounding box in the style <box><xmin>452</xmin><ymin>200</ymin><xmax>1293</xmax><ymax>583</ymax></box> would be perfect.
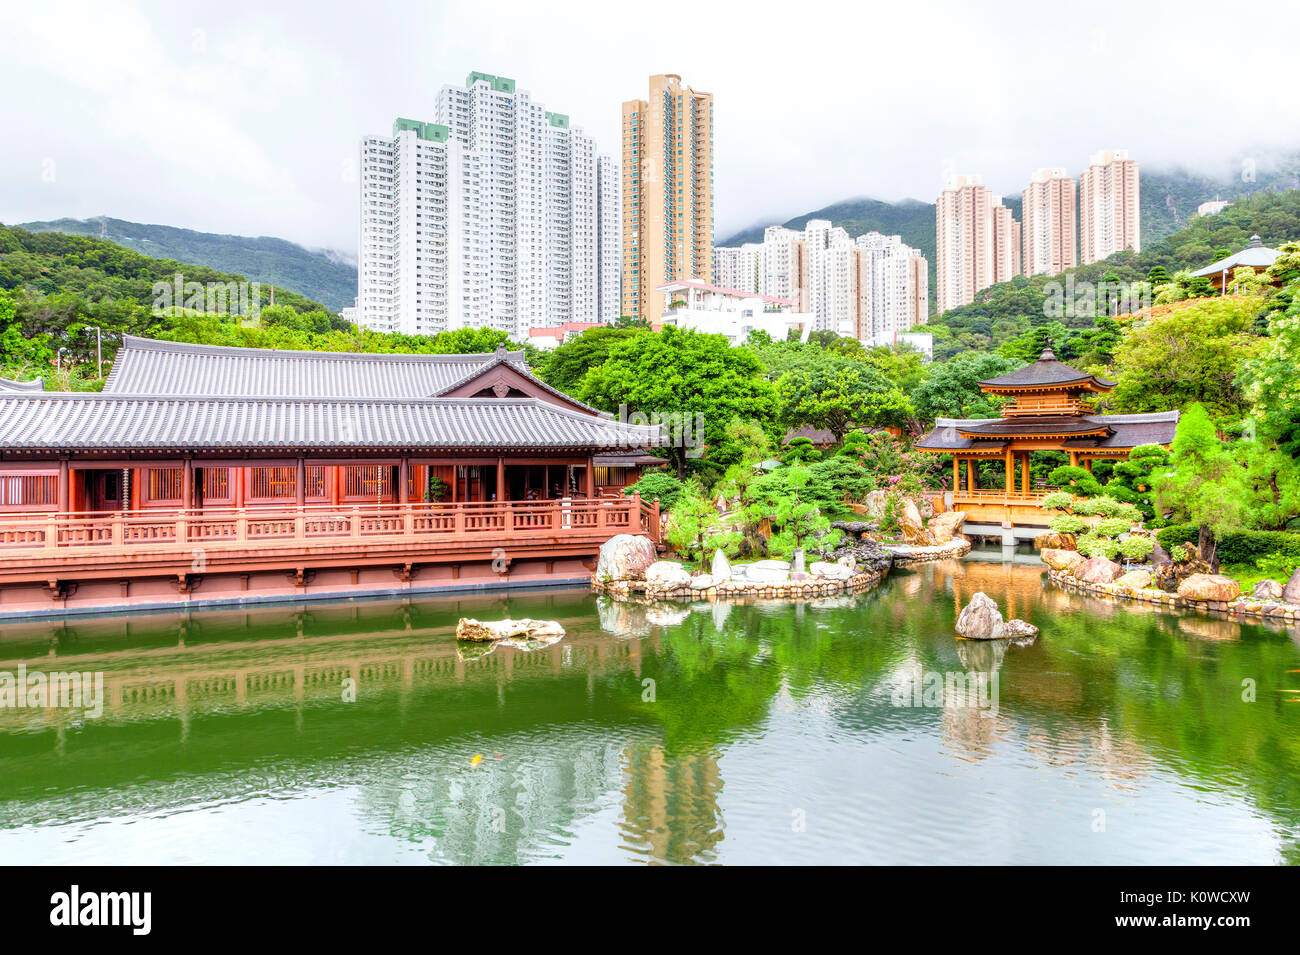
<box><xmin>978</xmin><ymin>343</ymin><xmax>1115</xmax><ymax>392</ymax></box>
<box><xmin>917</xmin><ymin>411</ymin><xmax>1178</xmax><ymax>453</ymax></box>
<box><xmin>1191</xmin><ymin>236</ymin><xmax>1280</xmax><ymax>277</ymax></box>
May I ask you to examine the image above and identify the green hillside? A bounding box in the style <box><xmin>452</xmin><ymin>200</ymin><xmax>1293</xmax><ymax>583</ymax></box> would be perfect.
<box><xmin>18</xmin><ymin>217</ymin><xmax>357</xmax><ymax>312</ymax></box>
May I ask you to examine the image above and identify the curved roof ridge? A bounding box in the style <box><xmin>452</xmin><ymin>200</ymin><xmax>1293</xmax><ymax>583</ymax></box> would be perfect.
<box><xmin>117</xmin><ymin>334</ymin><xmax>523</xmax><ymax>364</ymax></box>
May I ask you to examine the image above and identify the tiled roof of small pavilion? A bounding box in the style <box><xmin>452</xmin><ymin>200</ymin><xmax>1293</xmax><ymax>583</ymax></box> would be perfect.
<box><xmin>0</xmin><ymin>376</ymin><xmax>43</xmax><ymax>393</ymax></box>
<box><xmin>0</xmin><ymin>394</ymin><xmax>663</xmax><ymax>454</ymax></box>
<box><xmin>917</xmin><ymin>411</ymin><xmax>1179</xmax><ymax>452</ymax></box>
<box><xmin>103</xmin><ymin>336</ymin><xmax>531</xmax><ymax>398</ymax></box>
<box><xmin>978</xmin><ymin>345</ymin><xmax>1116</xmax><ymax>392</ymax></box>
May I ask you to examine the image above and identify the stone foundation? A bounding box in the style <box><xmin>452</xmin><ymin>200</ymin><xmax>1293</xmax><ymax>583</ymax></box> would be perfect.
<box><xmin>1046</xmin><ymin>567</ymin><xmax>1300</xmax><ymax>622</ymax></box>
<box><xmin>889</xmin><ymin>537</ymin><xmax>972</xmax><ymax>567</ymax></box>
<box><xmin>593</xmin><ymin>566</ymin><xmax>888</xmax><ymax>602</ymax></box>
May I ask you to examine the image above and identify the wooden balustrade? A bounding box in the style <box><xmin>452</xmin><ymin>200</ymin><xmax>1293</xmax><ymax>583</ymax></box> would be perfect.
<box><xmin>0</xmin><ymin>497</ymin><xmax>660</xmax><ymax>559</ymax></box>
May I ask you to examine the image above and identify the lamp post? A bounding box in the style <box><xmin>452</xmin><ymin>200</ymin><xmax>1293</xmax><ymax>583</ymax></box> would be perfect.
<box><xmin>85</xmin><ymin>326</ymin><xmax>102</xmax><ymax>378</ymax></box>
<box><xmin>56</xmin><ymin>347</ymin><xmax>69</xmax><ymax>372</ymax></box>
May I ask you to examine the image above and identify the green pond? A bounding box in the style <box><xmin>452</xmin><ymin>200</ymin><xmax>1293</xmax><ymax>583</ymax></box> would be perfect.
<box><xmin>1</xmin><ymin>551</ymin><xmax>1299</xmax><ymax>865</ymax></box>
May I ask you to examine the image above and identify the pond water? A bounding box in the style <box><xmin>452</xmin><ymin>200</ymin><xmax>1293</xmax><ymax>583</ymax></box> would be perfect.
<box><xmin>1</xmin><ymin>552</ymin><xmax>1298</xmax><ymax>865</ymax></box>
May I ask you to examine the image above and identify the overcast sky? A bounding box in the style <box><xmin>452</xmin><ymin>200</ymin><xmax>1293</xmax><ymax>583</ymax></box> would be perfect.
<box><xmin>1</xmin><ymin>0</ymin><xmax>1295</xmax><ymax>256</ymax></box>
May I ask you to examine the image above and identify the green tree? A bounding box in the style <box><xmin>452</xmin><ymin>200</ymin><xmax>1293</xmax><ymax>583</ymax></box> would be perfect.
<box><xmin>1153</xmin><ymin>403</ymin><xmax>1246</xmax><ymax>568</ymax></box>
<box><xmin>909</xmin><ymin>352</ymin><xmax>1022</xmax><ymax>424</ymax></box>
<box><xmin>578</xmin><ymin>327</ymin><xmax>777</xmax><ymax>478</ymax></box>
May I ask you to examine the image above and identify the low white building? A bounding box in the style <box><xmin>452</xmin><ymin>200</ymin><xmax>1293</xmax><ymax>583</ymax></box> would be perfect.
<box><xmin>656</xmin><ymin>280</ymin><xmax>812</xmax><ymax>345</ymax></box>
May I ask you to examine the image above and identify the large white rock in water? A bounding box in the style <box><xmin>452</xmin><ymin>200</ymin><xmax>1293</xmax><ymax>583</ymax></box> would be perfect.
<box><xmin>747</xmin><ymin>559</ymin><xmax>791</xmax><ymax>584</ymax></box>
<box><xmin>456</xmin><ymin>618</ymin><xmax>566</xmax><ymax>643</ymax></box>
<box><xmin>645</xmin><ymin>560</ymin><xmax>692</xmax><ymax>591</ymax></box>
<box><xmin>810</xmin><ymin>561</ymin><xmax>852</xmax><ymax>581</ymax></box>
<box><xmin>956</xmin><ymin>592</ymin><xmax>1005</xmax><ymax>640</ymax></box>
<box><xmin>595</xmin><ymin>534</ymin><xmax>659</xmax><ymax>582</ymax></box>
<box><xmin>711</xmin><ymin>548</ymin><xmax>732</xmax><ymax>581</ymax></box>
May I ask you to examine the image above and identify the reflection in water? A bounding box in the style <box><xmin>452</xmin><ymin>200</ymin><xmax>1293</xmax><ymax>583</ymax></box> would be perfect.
<box><xmin>0</xmin><ymin>560</ymin><xmax>1298</xmax><ymax>864</ymax></box>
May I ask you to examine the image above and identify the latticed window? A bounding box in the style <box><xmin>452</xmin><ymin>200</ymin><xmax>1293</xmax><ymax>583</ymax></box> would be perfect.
<box><xmin>249</xmin><ymin>467</ymin><xmax>296</xmax><ymax>499</ymax></box>
<box><xmin>205</xmin><ymin>467</ymin><xmax>230</xmax><ymax>499</ymax></box>
<box><xmin>0</xmin><ymin>472</ymin><xmax>57</xmax><ymax>507</ymax></box>
<box><xmin>147</xmin><ymin>468</ymin><xmax>182</xmax><ymax>502</ymax></box>
<box><xmin>345</xmin><ymin>465</ymin><xmax>391</xmax><ymax>499</ymax></box>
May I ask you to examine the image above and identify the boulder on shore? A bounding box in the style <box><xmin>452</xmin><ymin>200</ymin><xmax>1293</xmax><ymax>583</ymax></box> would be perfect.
<box><xmin>899</xmin><ymin>499</ymin><xmax>937</xmax><ymax>546</ymax></box>
<box><xmin>711</xmin><ymin>549</ymin><xmax>732</xmax><ymax>581</ymax></box>
<box><xmin>1177</xmin><ymin>574</ymin><xmax>1241</xmax><ymax>602</ymax></box>
<box><xmin>1041</xmin><ymin>548</ymin><xmax>1086</xmax><ymax>572</ymax></box>
<box><xmin>1252</xmin><ymin>578</ymin><xmax>1284</xmax><ymax>601</ymax></box>
<box><xmin>595</xmin><ymin>534</ymin><xmax>658</xmax><ymax>582</ymax></box>
<box><xmin>1284</xmin><ymin>567</ymin><xmax>1300</xmax><ymax>605</ymax></box>
<box><xmin>928</xmin><ymin>510</ymin><xmax>967</xmax><ymax>543</ymax></box>
<box><xmin>747</xmin><ymin>559</ymin><xmax>791</xmax><ymax>584</ymax></box>
<box><xmin>809</xmin><ymin>560</ymin><xmax>852</xmax><ymax>581</ymax></box>
<box><xmin>1073</xmin><ymin>556</ymin><xmax>1122</xmax><ymax>584</ymax></box>
<box><xmin>830</xmin><ymin>520</ymin><xmax>875</xmax><ymax>537</ymax></box>
<box><xmin>1114</xmin><ymin>569</ymin><xmax>1153</xmax><ymax>591</ymax></box>
<box><xmin>955</xmin><ymin>592</ymin><xmax>1039</xmax><ymax>641</ymax></box>
<box><xmin>456</xmin><ymin>618</ymin><xmax>565</xmax><ymax>643</ymax></box>
<box><xmin>646</xmin><ymin>560</ymin><xmax>692</xmax><ymax>592</ymax></box>
<box><xmin>1034</xmin><ymin>531</ymin><xmax>1076</xmax><ymax>551</ymax></box>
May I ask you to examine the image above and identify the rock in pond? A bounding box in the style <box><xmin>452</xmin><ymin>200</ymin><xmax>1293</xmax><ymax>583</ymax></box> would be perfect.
<box><xmin>595</xmin><ymin>534</ymin><xmax>658</xmax><ymax>582</ymax></box>
<box><xmin>955</xmin><ymin>592</ymin><xmax>1039</xmax><ymax>641</ymax></box>
<box><xmin>899</xmin><ymin>499</ymin><xmax>937</xmax><ymax>546</ymax></box>
<box><xmin>646</xmin><ymin>560</ymin><xmax>692</xmax><ymax>591</ymax></box>
<box><xmin>456</xmin><ymin>618</ymin><xmax>565</xmax><ymax>643</ymax></box>
<box><xmin>690</xmin><ymin>573</ymin><xmax>715</xmax><ymax>590</ymax></box>
<box><xmin>1177</xmin><ymin>573</ymin><xmax>1241</xmax><ymax>602</ymax></box>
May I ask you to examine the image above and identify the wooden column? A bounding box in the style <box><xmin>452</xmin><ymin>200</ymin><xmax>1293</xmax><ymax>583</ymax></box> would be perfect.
<box><xmin>234</xmin><ymin>466</ymin><xmax>245</xmax><ymax>509</ymax></box>
<box><xmin>1005</xmin><ymin>447</ymin><xmax>1013</xmax><ymax>493</ymax></box>
<box><xmin>586</xmin><ymin>455</ymin><xmax>595</xmax><ymax>498</ymax></box>
<box><xmin>952</xmin><ymin>456</ymin><xmax>959</xmax><ymax>492</ymax></box>
<box><xmin>399</xmin><ymin>457</ymin><xmax>409</xmax><ymax>505</ymax></box>
<box><xmin>58</xmin><ymin>459</ymin><xmax>70</xmax><ymax>514</ymax></box>
<box><xmin>1069</xmin><ymin>450</ymin><xmax>1079</xmax><ymax>468</ymax></box>
<box><xmin>329</xmin><ymin>465</ymin><xmax>340</xmax><ymax>506</ymax></box>
<box><xmin>496</xmin><ymin>456</ymin><xmax>505</xmax><ymax>503</ymax></box>
<box><xmin>966</xmin><ymin>460</ymin><xmax>976</xmax><ymax>493</ymax></box>
<box><xmin>1083</xmin><ymin>458</ymin><xmax>1093</xmax><ymax>473</ymax></box>
<box><xmin>1021</xmin><ymin>452</ymin><xmax>1030</xmax><ymax>493</ymax></box>
<box><xmin>295</xmin><ymin>457</ymin><xmax>306</xmax><ymax>507</ymax></box>
<box><xmin>182</xmin><ymin>458</ymin><xmax>193</xmax><ymax>510</ymax></box>
<box><xmin>450</xmin><ymin>466</ymin><xmax>458</xmax><ymax>503</ymax></box>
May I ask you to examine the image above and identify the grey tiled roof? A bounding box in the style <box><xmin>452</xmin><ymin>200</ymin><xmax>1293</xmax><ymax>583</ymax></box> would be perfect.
<box><xmin>0</xmin><ymin>395</ymin><xmax>663</xmax><ymax>453</ymax></box>
<box><xmin>0</xmin><ymin>377</ymin><xmax>43</xmax><ymax>393</ymax></box>
<box><xmin>979</xmin><ymin>346</ymin><xmax>1116</xmax><ymax>390</ymax></box>
<box><xmin>1191</xmin><ymin>236</ymin><xmax>1280</xmax><ymax>276</ymax></box>
<box><xmin>103</xmin><ymin>336</ymin><xmax>530</xmax><ymax>398</ymax></box>
<box><xmin>917</xmin><ymin>411</ymin><xmax>1178</xmax><ymax>452</ymax></box>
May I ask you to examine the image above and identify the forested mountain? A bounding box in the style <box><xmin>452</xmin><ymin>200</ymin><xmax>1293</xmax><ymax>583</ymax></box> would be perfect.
<box><xmin>17</xmin><ymin>217</ymin><xmax>357</xmax><ymax>312</ymax></box>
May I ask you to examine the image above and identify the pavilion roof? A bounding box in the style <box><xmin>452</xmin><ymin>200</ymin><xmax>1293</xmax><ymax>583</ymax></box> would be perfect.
<box><xmin>978</xmin><ymin>344</ymin><xmax>1116</xmax><ymax>392</ymax></box>
<box><xmin>1190</xmin><ymin>236</ymin><xmax>1280</xmax><ymax>277</ymax></box>
<box><xmin>103</xmin><ymin>335</ymin><xmax>531</xmax><ymax>398</ymax></box>
<box><xmin>0</xmin><ymin>394</ymin><xmax>664</xmax><ymax>454</ymax></box>
<box><xmin>0</xmin><ymin>376</ymin><xmax>43</xmax><ymax>393</ymax></box>
<box><xmin>917</xmin><ymin>411</ymin><xmax>1178</xmax><ymax>452</ymax></box>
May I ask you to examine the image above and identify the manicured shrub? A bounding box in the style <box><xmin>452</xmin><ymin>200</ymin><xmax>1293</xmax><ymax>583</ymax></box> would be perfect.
<box><xmin>1155</xmin><ymin>525</ymin><xmax>1300</xmax><ymax>565</ymax></box>
<box><xmin>625</xmin><ymin>471</ymin><xmax>686</xmax><ymax>511</ymax></box>
<box><xmin>1256</xmin><ymin>552</ymin><xmax>1300</xmax><ymax>580</ymax></box>
<box><xmin>1077</xmin><ymin>533</ymin><xmax>1120</xmax><ymax>559</ymax></box>
<box><xmin>1097</xmin><ymin>517</ymin><xmax>1134</xmax><ymax>538</ymax></box>
<box><xmin>1119</xmin><ymin>536</ymin><xmax>1155</xmax><ymax>561</ymax></box>
<box><xmin>1048</xmin><ymin>465</ymin><xmax>1102</xmax><ymax>497</ymax></box>
<box><xmin>1049</xmin><ymin>514</ymin><xmax>1085</xmax><ymax>535</ymax></box>
<box><xmin>1042</xmin><ymin>491</ymin><xmax>1075</xmax><ymax>511</ymax></box>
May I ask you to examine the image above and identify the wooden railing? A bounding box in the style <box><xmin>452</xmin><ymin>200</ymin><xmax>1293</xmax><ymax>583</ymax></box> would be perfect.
<box><xmin>952</xmin><ymin>488</ymin><xmax>1056</xmax><ymax>506</ymax></box>
<box><xmin>0</xmin><ymin>495</ymin><xmax>661</xmax><ymax>558</ymax></box>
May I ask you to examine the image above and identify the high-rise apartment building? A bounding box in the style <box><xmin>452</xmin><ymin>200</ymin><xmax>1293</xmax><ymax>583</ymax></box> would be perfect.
<box><xmin>622</xmin><ymin>74</ymin><xmax>714</xmax><ymax>323</ymax></box>
<box><xmin>935</xmin><ymin>174</ymin><xmax>1020</xmax><ymax>314</ymax></box>
<box><xmin>711</xmin><ymin>220</ymin><xmax>927</xmax><ymax>343</ymax></box>
<box><xmin>1079</xmin><ymin>149</ymin><xmax>1140</xmax><ymax>264</ymax></box>
<box><xmin>357</xmin><ymin>72</ymin><xmax>619</xmax><ymax>338</ymax></box>
<box><xmin>1021</xmin><ymin>167</ymin><xmax>1078</xmax><ymax>276</ymax></box>
<box><xmin>712</xmin><ymin>244</ymin><xmax>760</xmax><ymax>293</ymax></box>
